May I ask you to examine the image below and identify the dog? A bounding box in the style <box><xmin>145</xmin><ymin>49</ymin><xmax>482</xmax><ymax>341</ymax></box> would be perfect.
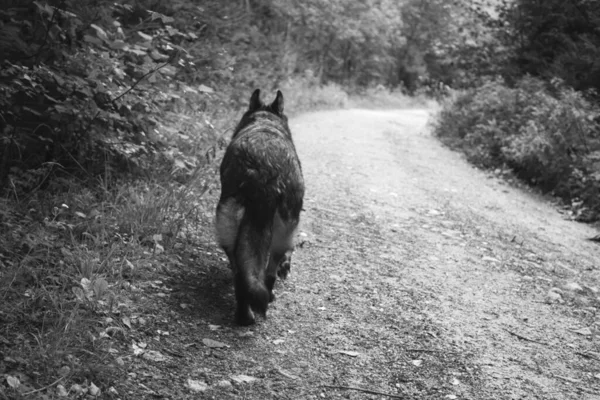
<box><xmin>215</xmin><ymin>89</ymin><xmax>304</xmax><ymax>325</ymax></box>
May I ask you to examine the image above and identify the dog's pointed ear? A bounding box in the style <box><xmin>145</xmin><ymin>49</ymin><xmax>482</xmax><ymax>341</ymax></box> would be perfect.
<box><xmin>270</xmin><ymin>90</ymin><xmax>284</xmax><ymax>115</ymax></box>
<box><xmin>249</xmin><ymin>89</ymin><xmax>262</xmax><ymax>111</ymax></box>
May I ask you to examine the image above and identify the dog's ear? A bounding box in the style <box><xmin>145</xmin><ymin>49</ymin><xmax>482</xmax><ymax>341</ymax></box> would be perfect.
<box><xmin>249</xmin><ymin>89</ymin><xmax>262</xmax><ymax>112</ymax></box>
<box><xmin>270</xmin><ymin>90</ymin><xmax>284</xmax><ymax>115</ymax></box>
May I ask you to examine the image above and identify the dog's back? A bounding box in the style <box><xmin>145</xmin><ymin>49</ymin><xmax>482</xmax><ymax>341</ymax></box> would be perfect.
<box><xmin>216</xmin><ymin>89</ymin><xmax>304</xmax><ymax>325</ymax></box>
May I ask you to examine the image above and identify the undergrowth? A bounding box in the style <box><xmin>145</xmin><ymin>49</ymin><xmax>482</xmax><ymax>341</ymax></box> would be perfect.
<box><xmin>433</xmin><ymin>76</ymin><xmax>600</xmax><ymax>222</ymax></box>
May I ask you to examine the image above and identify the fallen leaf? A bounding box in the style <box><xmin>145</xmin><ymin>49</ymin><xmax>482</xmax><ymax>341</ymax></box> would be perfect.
<box><xmin>571</xmin><ymin>327</ymin><xmax>593</xmax><ymax>336</ymax></box>
<box><xmin>142</xmin><ymin>350</ymin><xmax>168</xmax><ymax>362</ymax></box>
<box><xmin>276</xmin><ymin>368</ymin><xmax>299</xmax><ymax>380</ymax></box>
<box><xmin>412</xmin><ymin>359</ymin><xmax>423</xmax><ymax>367</ymax></box>
<box><xmin>451</xmin><ymin>377</ymin><xmax>460</xmax><ymax>385</ymax></box>
<box><xmin>122</xmin><ymin>317</ymin><xmax>132</xmax><ymax>329</ymax></box>
<box><xmin>198</xmin><ymin>84</ymin><xmax>214</xmax><ymax>94</ymax></box>
<box><xmin>545</xmin><ymin>290</ymin><xmax>563</xmax><ymax>304</ymax></box>
<box><xmin>89</xmin><ymin>382</ymin><xmax>101</xmax><ymax>396</ymax></box>
<box><xmin>273</xmin><ymin>339</ymin><xmax>285</xmax><ymax>345</ymax></box>
<box><xmin>132</xmin><ymin>342</ymin><xmax>145</xmax><ymax>356</ymax></box>
<box><xmin>56</xmin><ymin>384</ymin><xmax>68</xmax><ymax>397</ymax></box>
<box><xmin>203</xmin><ymin>338</ymin><xmax>229</xmax><ymax>348</ymax></box>
<box><xmin>337</xmin><ymin>350</ymin><xmax>360</xmax><ymax>357</ymax></box>
<box><xmin>208</xmin><ymin>324</ymin><xmax>220</xmax><ymax>331</ymax></box>
<box><xmin>563</xmin><ymin>282</ymin><xmax>583</xmax><ymax>292</ymax></box>
<box><xmin>6</xmin><ymin>375</ymin><xmax>20</xmax><ymax>389</ymax></box>
<box><xmin>70</xmin><ymin>384</ymin><xmax>84</xmax><ymax>394</ymax></box>
<box><xmin>186</xmin><ymin>379</ymin><xmax>208</xmax><ymax>392</ymax></box>
<box><xmin>137</xmin><ymin>31</ymin><xmax>153</xmax><ymax>41</ymax></box>
<box><xmin>231</xmin><ymin>374</ymin><xmax>258</xmax><ymax>384</ymax></box>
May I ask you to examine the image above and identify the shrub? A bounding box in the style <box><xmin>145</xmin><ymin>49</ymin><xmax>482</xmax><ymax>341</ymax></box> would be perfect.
<box><xmin>433</xmin><ymin>76</ymin><xmax>600</xmax><ymax>221</ymax></box>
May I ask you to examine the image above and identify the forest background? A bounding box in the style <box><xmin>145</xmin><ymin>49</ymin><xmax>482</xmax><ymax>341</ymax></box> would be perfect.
<box><xmin>1</xmin><ymin>0</ymin><xmax>600</xmax><ymax>397</ymax></box>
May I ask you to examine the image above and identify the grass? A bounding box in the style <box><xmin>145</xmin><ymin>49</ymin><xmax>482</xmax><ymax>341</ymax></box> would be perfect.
<box><xmin>0</xmin><ymin>168</ymin><xmax>217</xmax><ymax>397</ymax></box>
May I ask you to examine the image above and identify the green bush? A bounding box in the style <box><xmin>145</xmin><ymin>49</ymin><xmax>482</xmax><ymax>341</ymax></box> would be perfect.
<box><xmin>433</xmin><ymin>76</ymin><xmax>600</xmax><ymax>221</ymax></box>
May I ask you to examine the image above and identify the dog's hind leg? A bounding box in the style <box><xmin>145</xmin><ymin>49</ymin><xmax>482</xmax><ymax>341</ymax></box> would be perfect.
<box><xmin>233</xmin><ymin>214</ymin><xmax>272</xmax><ymax>325</ymax></box>
<box><xmin>265</xmin><ymin>212</ymin><xmax>299</xmax><ymax>302</ymax></box>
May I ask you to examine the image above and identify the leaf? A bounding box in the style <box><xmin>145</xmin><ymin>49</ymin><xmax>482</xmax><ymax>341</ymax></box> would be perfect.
<box><xmin>337</xmin><ymin>350</ymin><xmax>360</xmax><ymax>357</ymax></box>
<box><xmin>203</xmin><ymin>338</ymin><xmax>229</xmax><ymax>348</ymax></box>
<box><xmin>56</xmin><ymin>384</ymin><xmax>68</xmax><ymax>397</ymax></box>
<box><xmin>276</xmin><ymin>367</ymin><xmax>299</xmax><ymax>380</ymax></box>
<box><xmin>83</xmin><ymin>34</ymin><xmax>104</xmax><ymax>47</ymax></box>
<box><xmin>72</xmin><ymin>287</ymin><xmax>86</xmax><ymax>302</ymax></box>
<box><xmin>132</xmin><ymin>342</ymin><xmax>145</xmax><ymax>356</ymax></box>
<box><xmin>92</xmin><ymin>278</ymin><xmax>109</xmax><ymax>298</ymax></box>
<box><xmin>80</xmin><ymin>278</ymin><xmax>93</xmax><ymax>298</ymax></box>
<box><xmin>89</xmin><ymin>382</ymin><xmax>101</xmax><ymax>396</ymax></box>
<box><xmin>6</xmin><ymin>375</ymin><xmax>20</xmax><ymax>389</ymax></box>
<box><xmin>90</xmin><ymin>24</ymin><xmax>108</xmax><ymax>41</ymax></box>
<box><xmin>122</xmin><ymin>317</ymin><xmax>132</xmax><ymax>329</ymax></box>
<box><xmin>198</xmin><ymin>84</ymin><xmax>214</xmax><ymax>94</ymax></box>
<box><xmin>412</xmin><ymin>359</ymin><xmax>423</xmax><ymax>367</ymax></box>
<box><xmin>186</xmin><ymin>379</ymin><xmax>208</xmax><ymax>392</ymax></box>
<box><xmin>231</xmin><ymin>374</ymin><xmax>258</xmax><ymax>384</ymax></box>
<box><xmin>137</xmin><ymin>32</ymin><xmax>153</xmax><ymax>41</ymax></box>
<box><xmin>108</xmin><ymin>40</ymin><xmax>127</xmax><ymax>50</ymax></box>
<box><xmin>142</xmin><ymin>350</ymin><xmax>168</xmax><ymax>362</ymax></box>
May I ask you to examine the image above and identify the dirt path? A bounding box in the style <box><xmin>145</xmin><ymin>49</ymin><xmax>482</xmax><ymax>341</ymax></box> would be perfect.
<box><xmin>145</xmin><ymin>109</ymin><xmax>600</xmax><ymax>399</ymax></box>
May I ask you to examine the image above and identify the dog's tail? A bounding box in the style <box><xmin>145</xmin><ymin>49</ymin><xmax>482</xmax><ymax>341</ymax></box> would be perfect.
<box><xmin>233</xmin><ymin>210</ymin><xmax>274</xmax><ymax>324</ymax></box>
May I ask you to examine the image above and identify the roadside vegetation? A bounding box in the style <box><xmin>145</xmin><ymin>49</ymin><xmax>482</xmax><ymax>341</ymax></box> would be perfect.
<box><xmin>432</xmin><ymin>0</ymin><xmax>600</xmax><ymax>223</ymax></box>
<box><xmin>0</xmin><ymin>0</ymin><xmax>599</xmax><ymax>398</ymax></box>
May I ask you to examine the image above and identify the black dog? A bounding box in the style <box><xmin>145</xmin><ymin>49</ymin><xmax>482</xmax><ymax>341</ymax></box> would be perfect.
<box><xmin>215</xmin><ymin>89</ymin><xmax>304</xmax><ymax>325</ymax></box>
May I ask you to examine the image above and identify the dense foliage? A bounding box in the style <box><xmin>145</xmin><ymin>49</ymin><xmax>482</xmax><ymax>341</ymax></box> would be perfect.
<box><xmin>434</xmin><ymin>77</ymin><xmax>600</xmax><ymax>221</ymax></box>
<box><xmin>433</xmin><ymin>0</ymin><xmax>600</xmax><ymax>221</ymax></box>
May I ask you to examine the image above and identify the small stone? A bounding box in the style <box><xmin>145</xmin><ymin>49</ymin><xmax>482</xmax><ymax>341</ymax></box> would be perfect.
<box><xmin>545</xmin><ymin>290</ymin><xmax>563</xmax><ymax>304</ymax></box>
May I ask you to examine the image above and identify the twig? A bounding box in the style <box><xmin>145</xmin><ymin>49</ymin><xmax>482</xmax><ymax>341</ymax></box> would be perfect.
<box><xmin>554</xmin><ymin>374</ymin><xmax>581</xmax><ymax>384</ymax></box>
<box><xmin>321</xmin><ymin>384</ymin><xmax>405</xmax><ymax>399</ymax></box>
<box><xmin>503</xmin><ymin>328</ymin><xmax>546</xmax><ymax>345</ymax></box>
<box><xmin>22</xmin><ymin>375</ymin><xmax>66</xmax><ymax>396</ymax></box>
<box><xmin>111</xmin><ymin>57</ymin><xmax>175</xmax><ymax>105</ymax></box>
<box><xmin>575</xmin><ymin>351</ymin><xmax>600</xmax><ymax>361</ymax></box>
